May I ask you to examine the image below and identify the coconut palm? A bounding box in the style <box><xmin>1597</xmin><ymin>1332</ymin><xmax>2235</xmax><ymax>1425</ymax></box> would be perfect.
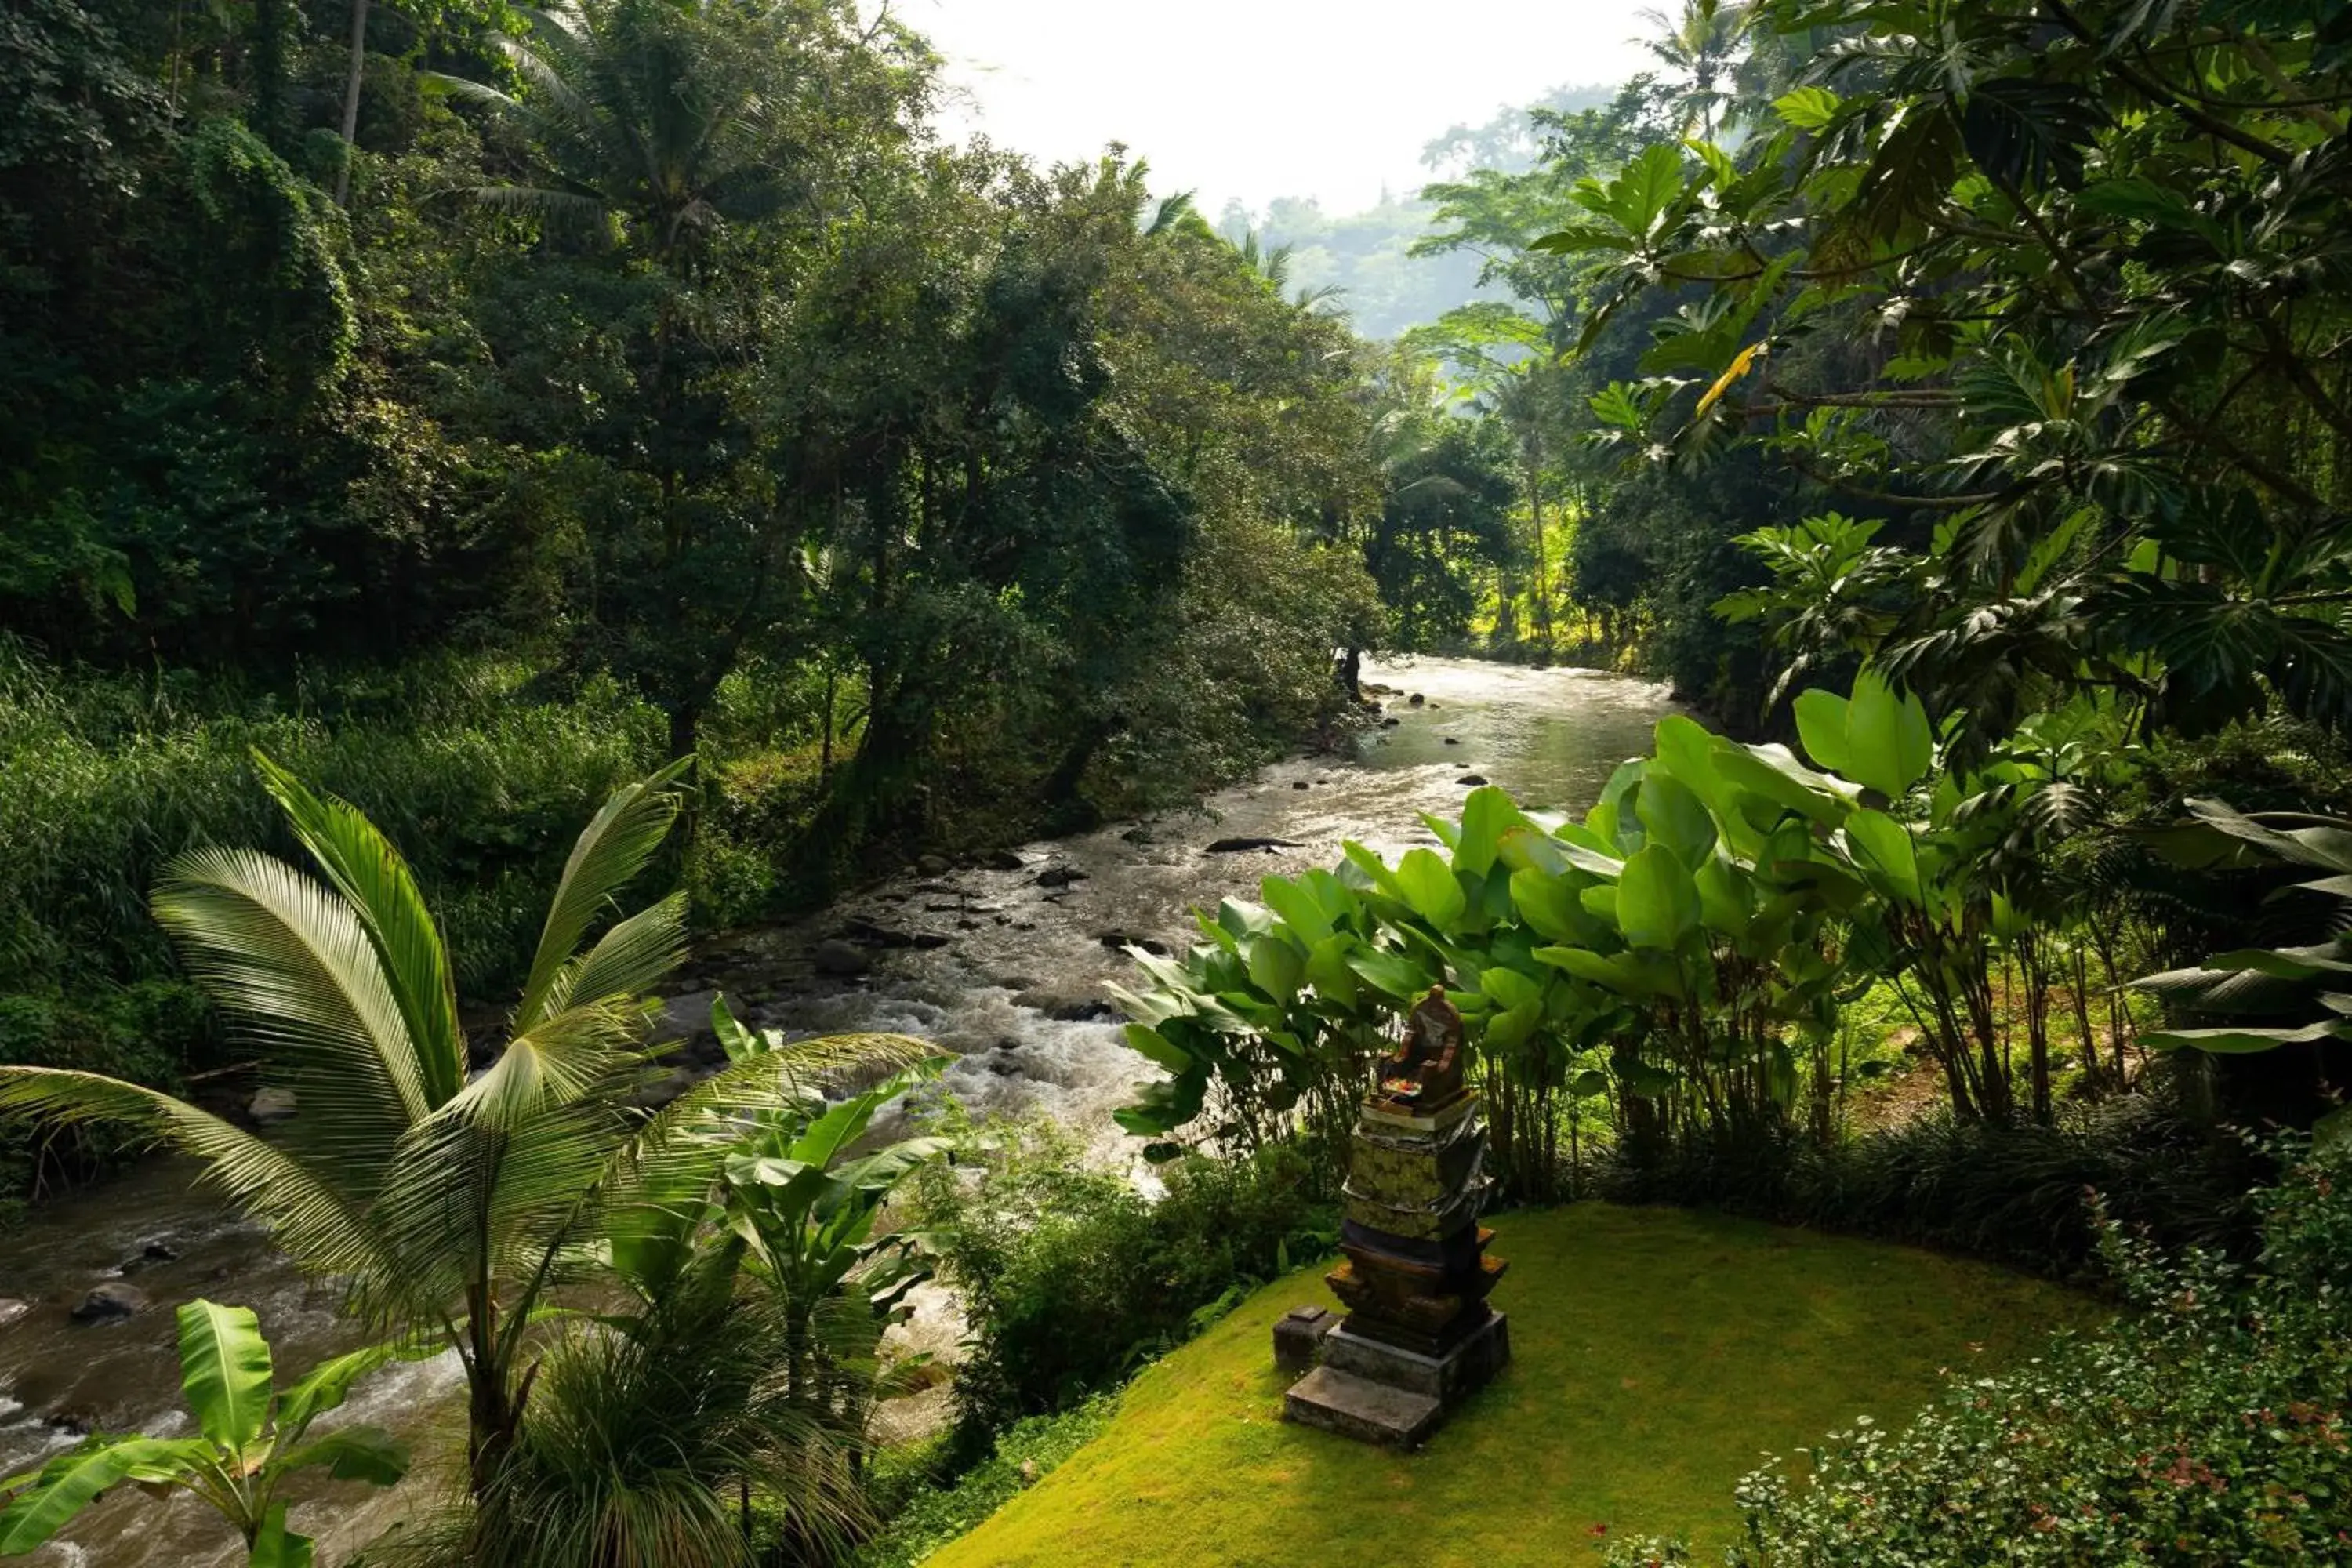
<box><xmin>430</xmin><ymin>0</ymin><xmax>821</xmax><ymax>263</ymax></box>
<box><xmin>0</xmin><ymin>755</ymin><xmax>924</xmax><ymax>1499</ymax></box>
<box><xmin>1636</xmin><ymin>0</ymin><xmax>1750</xmax><ymax>140</ymax></box>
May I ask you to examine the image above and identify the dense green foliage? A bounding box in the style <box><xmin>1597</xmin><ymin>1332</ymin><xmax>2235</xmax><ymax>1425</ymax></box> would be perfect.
<box><xmin>909</xmin><ymin>1126</ymin><xmax>1335</xmax><ymax>1434</ymax></box>
<box><xmin>1611</xmin><ymin>1141</ymin><xmax>2352</xmax><ymax>1567</ymax></box>
<box><xmin>0</xmin><ymin>768</ymin><xmax>949</xmax><ymax>1563</ymax></box>
<box><xmin>0</xmin><ymin>0</ymin><xmax>1479</xmax><ymax>1210</ymax></box>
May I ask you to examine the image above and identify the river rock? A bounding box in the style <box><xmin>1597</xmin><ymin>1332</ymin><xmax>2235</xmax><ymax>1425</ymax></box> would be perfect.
<box><xmin>1409</xmin><ymin>693</ymin><xmax>1425</xmax><ymax>706</ymax></box>
<box><xmin>1379</xmin><ymin>717</ymin><xmax>1401</xmax><ymax>728</ymax></box>
<box><xmin>1034</xmin><ymin>865</ymin><xmax>1088</xmax><ymax>888</ymax></box>
<box><xmin>120</xmin><ymin>1239</ymin><xmax>180</xmax><ymax>1274</ymax></box>
<box><xmin>1457</xmin><ymin>775</ymin><xmax>1489</xmax><ymax>786</ymax></box>
<box><xmin>1047</xmin><ymin>1000</ymin><xmax>1120</xmax><ymax>1023</ymax></box>
<box><xmin>0</xmin><ymin>1298</ymin><xmax>30</xmax><ymax>1330</ymax></box>
<box><xmin>1443</xmin><ymin>736</ymin><xmax>1461</xmax><ymax>746</ymax></box>
<box><xmin>1097</xmin><ymin>930</ymin><xmax>1171</xmax><ymax>956</ymax></box>
<box><xmin>1292</xmin><ymin>780</ymin><xmax>1311</xmax><ymax>789</ymax></box>
<box><xmin>843</xmin><ymin>916</ymin><xmax>917</xmax><ymax>948</ymax></box>
<box><xmin>813</xmin><ymin>939</ymin><xmax>872</xmax><ymax>978</ymax></box>
<box><xmin>660</xmin><ymin>988</ymin><xmax>719</xmax><ymax>1045</ymax></box>
<box><xmin>1120</xmin><ymin>826</ymin><xmax>1153</xmax><ymax>845</ymax></box>
<box><xmin>1205</xmin><ymin>836</ymin><xmax>1302</xmax><ymax>854</ymax></box>
<box><xmin>71</xmin><ymin>1283</ymin><xmax>148</xmax><ymax>1325</ymax></box>
<box><xmin>249</xmin><ymin>1087</ymin><xmax>298</xmax><ymax>1124</ymax></box>
<box><xmin>985</xmin><ymin>849</ymin><xmax>1027</xmax><ymax>872</ymax></box>
<box><xmin>916</xmin><ymin>854</ymin><xmax>951</xmax><ymax>877</ymax></box>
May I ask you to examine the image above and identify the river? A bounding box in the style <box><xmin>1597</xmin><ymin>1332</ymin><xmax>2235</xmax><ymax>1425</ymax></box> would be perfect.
<box><xmin>0</xmin><ymin>657</ymin><xmax>1675</xmax><ymax>1566</ymax></box>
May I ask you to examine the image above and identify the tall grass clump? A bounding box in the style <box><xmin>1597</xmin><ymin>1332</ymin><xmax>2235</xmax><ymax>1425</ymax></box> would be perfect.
<box><xmin>0</xmin><ymin>638</ymin><xmax>663</xmax><ymax>997</ymax></box>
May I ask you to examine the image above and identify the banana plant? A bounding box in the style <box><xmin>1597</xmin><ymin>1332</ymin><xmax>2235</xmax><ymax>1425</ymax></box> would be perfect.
<box><xmin>0</xmin><ymin>1301</ymin><xmax>412</xmax><ymax>1566</ymax></box>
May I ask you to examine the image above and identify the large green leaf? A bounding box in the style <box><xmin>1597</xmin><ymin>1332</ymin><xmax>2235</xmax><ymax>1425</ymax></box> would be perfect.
<box><xmin>1243</xmin><ymin>934</ymin><xmax>1305</xmax><ymax>1003</ymax></box>
<box><xmin>1634</xmin><ymin>773</ymin><xmax>1716</xmax><ymax>869</ymax></box>
<box><xmin>1258</xmin><ymin>876</ymin><xmax>1332</xmax><ymax>946</ymax></box>
<box><xmin>176</xmin><ymin>1300</ymin><xmax>274</xmax><ymax>1456</ymax></box>
<box><xmin>1345</xmin><ymin>945</ymin><xmax>1434</xmax><ymax>1002</ymax></box>
<box><xmin>0</xmin><ymin>1439</ymin><xmax>206</xmax><ymax>1552</ymax></box>
<box><xmin>1304</xmin><ymin>935</ymin><xmax>1363</xmax><ymax>1006</ymax></box>
<box><xmin>1393</xmin><ymin>848</ymin><xmax>1468</xmax><ymax>931</ymax></box>
<box><xmin>1792</xmin><ymin>688</ymin><xmax>1851</xmax><ymax>775</ymax></box>
<box><xmin>1844</xmin><ymin>810</ymin><xmax>1922</xmax><ymax>904</ymax></box>
<box><xmin>1510</xmin><ymin>866</ymin><xmax>1588</xmax><ymax>942</ymax></box>
<box><xmin>247</xmin><ymin>1503</ymin><xmax>315</xmax><ymax>1568</ymax></box>
<box><xmin>2143</xmin><ymin>1021</ymin><xmax>2350</xmax><ymax>1054</ymax></box>
<box><xmin>1617</xmin><ymin>844</ymin><xmax>1700</xmax><ymax>951</ymax></box>
<box><xmin>1455</xmin><ymin>788</ymin><xmax>1526</xmax><ymax>877</ymax></box>
<box><xmin>278</xmin><ymin>1426</ymin><xmax>410</xmax><ymax>1489</ymax></box>
<box><xmin>1842</xmin><ymin>672</ymin><xmax>1933</xmax><ymax>799</ymax></box>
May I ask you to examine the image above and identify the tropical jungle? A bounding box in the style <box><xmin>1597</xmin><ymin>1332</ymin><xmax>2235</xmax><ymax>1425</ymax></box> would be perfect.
<box><xmin>3</xmin><ymin>0</ymin><xmax>2351</xmax><ymax>1564</ymax></box>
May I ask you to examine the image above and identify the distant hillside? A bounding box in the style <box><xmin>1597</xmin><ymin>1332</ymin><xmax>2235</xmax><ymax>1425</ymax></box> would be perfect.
<box><xmin>1216</xmin><ymin>84</ymin><xmax>1617</xmax><ymax>341</ymax></box>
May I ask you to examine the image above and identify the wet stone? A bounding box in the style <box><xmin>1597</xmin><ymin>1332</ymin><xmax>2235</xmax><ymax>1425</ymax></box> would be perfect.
<box><xmin>71</xmin><ymin>1283</ymin><xmax>148</xmax><ymax>1325</ymax></box>
<box><xmin>813</xmin><ymin>939</ymin><xmax>872</xmax><ymax>978</ymax></box>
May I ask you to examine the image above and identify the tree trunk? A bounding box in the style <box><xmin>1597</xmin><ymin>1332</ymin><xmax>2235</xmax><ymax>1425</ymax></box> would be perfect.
<box><xmin>335</xmin><ymin>0</ymin><xmax>369</xmax><ymax>206</ymax></box>
<box><xmin>820</xmin><ymin>666</ymin><xmax>838</xmax><ymax>780</ymax></box>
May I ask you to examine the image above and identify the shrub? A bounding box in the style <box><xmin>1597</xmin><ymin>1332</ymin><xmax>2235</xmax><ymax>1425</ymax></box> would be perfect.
<box><xmin>1598</xmin><ymin>1094</ymin><xmax>2267</xmax><ymax>1279</ymax></box>
<box><xmin>852</xmin><ymin>1395</ymin><xmax>1116</xmax><ymax>1568</ymax></box>
<box><xmin>913</xmin><ymin>1121</ymin><xmax>1338</xmax><ymax>1434</ymax></box>
<box><xmin>1608</xmin><ymin>1138</ymin><xmax>2352</xmax><ymax>1567</ymax></box>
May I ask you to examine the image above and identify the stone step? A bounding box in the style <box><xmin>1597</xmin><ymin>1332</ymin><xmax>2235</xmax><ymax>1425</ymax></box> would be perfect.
<box><xmin>1282</xmin><ymin>1365</ymin><xmax>1442</xmax><ymax>1447</ymax></box>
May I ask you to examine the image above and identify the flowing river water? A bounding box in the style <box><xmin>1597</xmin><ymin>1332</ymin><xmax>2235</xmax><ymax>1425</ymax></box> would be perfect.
<box><xmin>0</xmin><ymin>658</ymin><xmax>1675</xmax><ymax>1566</ymax></box>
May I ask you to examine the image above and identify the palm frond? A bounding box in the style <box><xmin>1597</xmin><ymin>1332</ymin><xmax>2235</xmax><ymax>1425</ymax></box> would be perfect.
<box><xmin>515</xmin><ymin>760</ymin><xmax>693</xmax><ymax>1032</ymax></box>
<box><xmin>252</xmin><ymin>753</ymin><xmax>466</xmax><ymax>1109</ymax></box>
<box><xmin>564</xmin><ymin>893</ymin><xmax>691</xmax><ymax>1018</ymax></box>
<box><xmin>154</xmin><ymin>847</ymin><xmax>424</xmax><ymax>1191</ymax></box>
<box><xmin>0</xmin><ymin>1070</ymin><xmax>383</xmax><ymax>1283</ymax></box>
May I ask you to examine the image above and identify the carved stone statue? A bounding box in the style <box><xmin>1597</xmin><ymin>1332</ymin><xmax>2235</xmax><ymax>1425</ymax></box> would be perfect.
<box><xmin>1376</xmin><ymin>985</ymin><xmax>1466</xmax><ymax>1107</ymax></box>
<box><xmin>1280</xmin><ymin>985</ymin><xmax>1510</xmax><ymax>1446</ymax></box>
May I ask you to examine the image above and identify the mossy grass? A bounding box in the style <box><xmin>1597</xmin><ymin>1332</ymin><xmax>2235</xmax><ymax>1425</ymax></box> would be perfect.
<box><xmin>929</xmin><ymin>1203</ymin><xmax>2094</xmax><ymax>1567</ymax></box>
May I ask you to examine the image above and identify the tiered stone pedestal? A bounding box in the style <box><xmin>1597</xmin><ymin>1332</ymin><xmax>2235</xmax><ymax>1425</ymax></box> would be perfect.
<box><xmin>1283</xmin><ymin>1087</ymin><xmax>1509</xmax><ymax>1446</ymax></box>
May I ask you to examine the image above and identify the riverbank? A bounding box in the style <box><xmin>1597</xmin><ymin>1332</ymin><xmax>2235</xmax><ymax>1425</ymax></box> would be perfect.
<box><xmin>0</xmin><ymin>658</ymin><xmax>1682</xmax><ymax>1566</ymax></box>
<box><xmin>0</xmin><ymin>637</ymin><xmax>1374</xmax><ymax>1221</ymax></box>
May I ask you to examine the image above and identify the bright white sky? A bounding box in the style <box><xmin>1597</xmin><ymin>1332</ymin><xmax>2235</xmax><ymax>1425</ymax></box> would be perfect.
<box><xmin>902</xmin><ymin>0</ymin><xmax>1652</xmax><ymax>216</ymax></box>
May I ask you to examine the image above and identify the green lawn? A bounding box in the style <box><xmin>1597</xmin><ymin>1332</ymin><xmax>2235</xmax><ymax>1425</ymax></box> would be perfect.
<box><xmin>929</xmin><ymin>1203</ymin><xmax>2095</xmax><ymax>1568</ymax></box>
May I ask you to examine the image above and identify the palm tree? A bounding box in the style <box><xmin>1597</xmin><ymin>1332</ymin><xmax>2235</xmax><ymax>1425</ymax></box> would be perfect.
<box><xmin>1637</xmin><ymin>0</ymin><xmax>1750</xmax><ymax>140</ymax></box>
<box><xmin>0</xmin><ymin>756</ymin><xmax>924</xmax><ymax>1499</ymax></box>
<box><xmin>431</xmin><ymin>0</ymin><xmax>816</xmax><ymax>263</ymax></box>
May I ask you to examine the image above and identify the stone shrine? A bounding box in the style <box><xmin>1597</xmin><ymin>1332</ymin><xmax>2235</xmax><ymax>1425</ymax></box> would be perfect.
<box><xmin>1281</xmin><ymin>986</ymin><xmax>1509</xmax><ymax>1446</ymax></box>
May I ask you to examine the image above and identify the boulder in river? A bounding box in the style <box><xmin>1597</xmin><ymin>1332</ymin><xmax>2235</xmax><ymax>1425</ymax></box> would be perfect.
<box><xmin>249</xmin><ymin>1087</ymin><xmax>298</xmax><ymax>1124</ymax></box>
<box><xmin>1409</xmin><ymin>693</ymin><xmax>1425</xmax><ymax>706</ymax></box>
<box><xmin>1379</xmin><ymin>717</ymin><xmax>1401</xmax><ymax>728</ymax></box>
<box><xmin>1457</xmin><ymin>775</ymin><xmax>1490</xmax><ymax>786</ymax></box>
<box><xmin>916</xmin><ymin>854</ymin><xmax>951</xmax><ymax>877</ymax></box>
<box><xmin>71</xmin><ymin>1283</ymin><xmax>148</xmax><ymax>1325</ymax></box>
<box><xmin>985</xmin><ymin>849</ymin><xmax>1027</xmax><ymax>872</ymax></box>
<box><xmin>1205</xmin><ymin>836</ymin><xmax>1302</xmax><ymax>854</ymax></box>
<box><xmin>1035</xmin><ymin>866</ymin><xmax>1088</xmax><ymax>888</ymax></box>
<box><xmin>1097</xmin><ymin>930</ymin><xmax>1171</xmax><ymax>956</ymax></box>
<box><xmin>660</xmin><ymin>988</ymin><xmax>720</xmax><ymax>1047</ymax></box>
<box><xmin>813</xmin><ymin>939</ymin><xmax>873</xmax><ymax>978</ymax></box>
<box><xmin>1443</xmin><ymin>736</ymin><xmax>1461</xmax><ymax>746</ymax></box>
<box><xmin>1291</xmin><ymin>780</ymin><xmax>1310</xmax><ymax>789</ymax></box>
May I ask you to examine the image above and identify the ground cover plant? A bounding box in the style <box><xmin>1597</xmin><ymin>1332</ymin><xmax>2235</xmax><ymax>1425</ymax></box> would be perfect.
<box><xmin>923</xmin><ymin>1203</ymin><xmax>2092</xmax><ymax>1567</ymax></box>
<box><xmin>1606</xmin><ymin>1138</ymin><xmax>2352</xmax><ymax>1567</ymax></box>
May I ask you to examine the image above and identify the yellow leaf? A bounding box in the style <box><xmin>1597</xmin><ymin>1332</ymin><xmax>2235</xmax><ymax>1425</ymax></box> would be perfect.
<box><xmin>1697</xmin><ymin>342</ymin><xmax>1765</xmax><ymax>416</ymax></box>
